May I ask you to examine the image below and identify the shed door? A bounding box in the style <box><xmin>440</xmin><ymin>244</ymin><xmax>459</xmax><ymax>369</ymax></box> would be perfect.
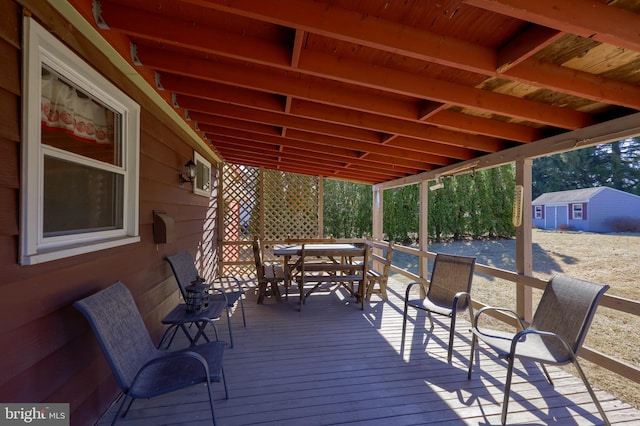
<box><xmin>544</xmin><ymin>206</ymin><xmax>568</xmax><ymax>230</ymax></box>
<box><xmin>544</xmin><ymin>206</ymin><xmax>556</xmax><ymax>229</ymax></box>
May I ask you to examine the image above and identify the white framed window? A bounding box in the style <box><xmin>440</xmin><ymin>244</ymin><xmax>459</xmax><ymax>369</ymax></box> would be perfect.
<box><xmin>193</xmin><ymin>151</ymin><xmax>212</xmax><ymax>197</ymax></box>
<box><xmin>21</xmin><ymin>18</ymin><xmax>140</xmax><ymax>265</ymax></box>
<box><xmin>572</xmin><ymin>203</ymin><xmax>583</xmax><ymax>220</ymax></box>
<box><xmin>534</xmin><ymin>205</ymin><xmax>543</xmax><ymax>219</ymax></box>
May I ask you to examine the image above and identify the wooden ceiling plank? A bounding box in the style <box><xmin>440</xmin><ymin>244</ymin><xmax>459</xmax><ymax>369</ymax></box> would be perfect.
<box><xmin>180</xmin><ymin>95</ymin><xmax>383</xmax><ymax>143</ymax></box>
<box><xmin>161</xmin><ymin>74</ymin><xmax>286</xmax><ymax>112</ymax></box>
<box><xmin>139</xmin><ymin>48</ymin><xmax>419</xmax><ymax>119</ymax></box>
<box><xmin>291</xmin><ymin>29</ymin><xmax>306</xmax><ymax>68</ymax></box>
<box><xmin>283</xmin><ymin>128</ymin><xmax>451</xmax><ymax>165</ymax></box>
<box><xmin>214</xmin><ymin>141</ymin><xmax>413</xmax><ymax>178</ymax></box>
<box><xmin>387</xmin><ymin>137</ymin><xmax>478</xmax><ymax>161</ymax></box>
<box><xmin>201</xmin><ymin>125</ymin><xmax>361</xmax><ymax>159</ymax></box>
<box><xmin>163</xmin><ymin>69</ymin><xmax>539</xmax><ymax>143</ymax></box>
<box><xmin>298</xmin><ymin>52</ymin><xmax>592</xmax><ymax>129</ymax></box>
<box><xmin>288</xmin><ymin>99</ymin><xmax>507</xmax><ymax>152</ymax></box>
<box><xmin>220</xmin><ymin>155</ymin><xmax>382</xmax><ymax>183</ymax></box>
<box><xmin>175</xmin><ymin>73</ymin><xmax>540</xmax><ymax>143</ymax></box>
<box><xmin>145</xmin><ymin>49</ymin><xmax>553</xmax><ymax>142</ymax></box>
<box><xmin>201</xmin><ymin>124</ymin><xmax>442</xmax><ymax>170</ymax></box>
<box><xmin>425</xmin><ymin>109</ymin><xmax>541</xmax><ymax>142</ymax></box>
<box><xmin>507</xmin><ymin>59</ymin><xmax>640</xmax><ymax>109</ymax></box>
<box><xmin>214</xmin><ymin>139</ymin><xmax>412</xmax><ymax>174</ymax></box>
<box><xmin>180</xmin><ymin>0</ymin><xmax>496</xmax><ymax>73</ymax></box>
<box><xmin>497</xmin><ymin>25</ymin><xmax>564</xmax><ymax>73</ymax></box>
<box><xmin>418</xmin><ymin>101</ymin><xmax>447</xmax><ymax>120</ymax></box>
<box><xmin>464</xmin><ymin>0</ymin><xmax>640</xmax><ymax>53</ymax></box>
<box><xmin>185</xmin><ymin>94</ymin><xmax>471</xmax><ymax>161</ymax></box>
<box><xmin>98</xmin><ymin>0</ymin><xmax>291</xmax><ymax>67</ymax></box>
<box><xmin>179</xmin><ymin>0</ymin><xmax>639</xmax><ymax>112</ymax></box>
<box><xmin>212</xmin><ymin>138</ymin><xmax>408</xmax><ymax>180</ymax></box>
<box><xmin>215</xmin><ymin>142</ymin><xmax>347</xmax><ymax>168</ymax></box>
<box><xmin>118</xmin><ymin>6</ymin><xmax>593</xmax><ymax>130</ymax></box>
<box><xmin>190</xmin><ymin>112</ymin><xmax>283</xmax><ymax>136</ymax></box>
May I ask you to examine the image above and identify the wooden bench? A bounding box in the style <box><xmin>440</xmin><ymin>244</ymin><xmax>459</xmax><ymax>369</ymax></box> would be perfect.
<box><xmin>294</xmin><ymin>244</ymin><xmax>369</xmax><ymax>311</ymax></box>
<box><xmin>364</xmin><ymin>239</ymin><xmax>394</xmax><ymax>301</ymax></box>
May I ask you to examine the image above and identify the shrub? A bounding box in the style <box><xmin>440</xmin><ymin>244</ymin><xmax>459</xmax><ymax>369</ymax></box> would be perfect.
<box><xmin>606</xmin><ymin>217</ymin><xmax>640</xmax><ymax>232</ymax></box>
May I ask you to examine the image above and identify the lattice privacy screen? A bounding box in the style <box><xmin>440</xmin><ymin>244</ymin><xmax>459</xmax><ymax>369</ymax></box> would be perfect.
<box><xmin>220</xmin><ymin>164</ymin><xmax>320</xmax><ymax>276</ymax></box>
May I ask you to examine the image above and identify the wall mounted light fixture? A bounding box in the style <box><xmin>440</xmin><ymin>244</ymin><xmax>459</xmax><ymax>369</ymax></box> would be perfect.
<box><xmin>179</xmin><ymin>159</ymin><xmax>197</xmax><ymax>184</ymax></box>
<box><xmin>429</xmin><ymin>177</ymin><xmax>444</xmax><ymax>191</ymax></box>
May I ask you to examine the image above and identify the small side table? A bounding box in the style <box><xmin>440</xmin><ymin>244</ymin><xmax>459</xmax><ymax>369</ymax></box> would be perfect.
<box><xmin>158</xmin><ymin>300</ymin><xmax>226</xmax><ymax>349</ymax></box>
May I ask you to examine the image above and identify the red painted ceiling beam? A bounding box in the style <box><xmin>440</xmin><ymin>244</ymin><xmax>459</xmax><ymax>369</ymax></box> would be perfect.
<box><xmin>191</xmin><ymin>107</ymin><xmax>453</xmax><ymax>167</ymax></box>
<box><xmin>212</xmin><ymin>135</ymin><xmax>426</xmax><ymax>176</ymax></box>
<box><xmin>212</xmin><ymin>147</ymin><xmax>396</xmax><ymax>183</ymax></box>
<box><xmin>198</xmin><ymin>124</ymin><xmax>440</xmax><ymax>171</ymax></box>
<box><xmin>179</xmin><ymin>92</ymin><xmax>504</xmax><ymax>155</ymax></box>
<box><xmin>99</xmin><ymin>2</ymin><xmax>593</xmax><ymax>130</ymax></box>
<box><xmin>177</xmin><ymin>0</ymin><xmax>640</xmax><ymax>110</ymax></box>
<box><xmin>212</xmin><ymin>139</ymin><xmax>417</xmax><ymax>179</ymax></box>
<box><xmin>465</xmin><ymin>0</ymin><xmax>640</xmax><ymax>53</ymax></box>
<box><xmin>161</xmin><ymin>72</ymin><xmax>538</xmax><ymax>143</ymax></box>
<box><xmin>287</xmin><ymin>99</ymin><xmax>507</xmax><ymax>152</ymax></box>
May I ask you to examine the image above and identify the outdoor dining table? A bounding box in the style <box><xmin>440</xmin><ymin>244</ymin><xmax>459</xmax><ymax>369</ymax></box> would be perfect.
<box><xmin>273</xmin><ymin>243</ymin><xmax>365</xmax><ymax>302</ymax></box>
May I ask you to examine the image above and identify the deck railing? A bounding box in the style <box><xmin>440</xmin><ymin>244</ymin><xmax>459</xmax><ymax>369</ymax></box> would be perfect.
<box><xmin>389</xmin><ymin>242</ymin><xmax>640</xmax><ymax>386</ymax></box>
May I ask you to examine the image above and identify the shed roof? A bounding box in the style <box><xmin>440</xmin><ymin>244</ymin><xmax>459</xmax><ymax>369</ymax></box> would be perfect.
<box><xmin>63</xmin><ymin>0</ymin><xmax>640</xmax><ymax>184</ymax></box>
<box><xmin>531</xmin><ymin>186</ymin><xmax>638</xmax><ymax>204</ymax></box>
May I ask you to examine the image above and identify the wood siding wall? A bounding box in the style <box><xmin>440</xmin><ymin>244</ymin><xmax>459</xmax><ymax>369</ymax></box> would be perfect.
<box><xmin>0</xmin><ymin>1</ymin><xmax>219</xmax><ymax>424</ymax></box>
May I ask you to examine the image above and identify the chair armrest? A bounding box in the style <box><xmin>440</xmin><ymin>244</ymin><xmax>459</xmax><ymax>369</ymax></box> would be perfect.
<box><xmin>210</xmin><ymin>276</ymin><xmax>246</xmax><ymax>293</ymax></box>
<box><xmin>211</xmin><ymin>287</ymin><xmax>230</xmax><ymax>305</ymax></box>
<box><xmin>404</xmin><ymin>281</ymin><xmax>425</xmax><ymax>299</ymax></box>
<box><xmin>453</xmin><ymin>291</ymin><xmax>474</xmax><ymax>323</ymax></box>
<box><xmin>474</xmin><ymin>306</ymin><xmax>527</xmax><ymax>331</ymax></box>
<box><xmin>453</xmin><ymin>291</ymin><xmax>471</xmax><ymax>306</ymax></box>
<box><xmin>219</xmin><ymin>275</ymin><xmax>246</xmax><ymax>292</ymax></box>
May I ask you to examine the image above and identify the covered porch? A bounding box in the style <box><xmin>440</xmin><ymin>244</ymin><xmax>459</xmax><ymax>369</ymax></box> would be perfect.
<box><xmin>95</xmin><ymin>274</ymin><xmax>638</xmax><ymax>425</ymax></box>
<box><xmin>3</xmin><ymin>1</ymin><xmax>640</xmax><ymax>425</ymax></box>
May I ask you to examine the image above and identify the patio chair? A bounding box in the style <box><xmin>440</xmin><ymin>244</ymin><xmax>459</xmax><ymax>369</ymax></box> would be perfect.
<box><xmin>467</xmin><ymin>274</ymin><xmax>610</xmax><ymax>425</ymax></box>
<box><xmin>166</xmin><ymin>252</ymin><xmax>246</xmax><ymax>348</ymax></box>
<box><xmin>401</xmin><ymin>253</ymin><xmax>476</xmax><ymax>363</ymax></box>
<box><xmin>252</xmin><ymin>237</ymin><xmax>285</xmax><ymax>303</ymax></box>
<box><xmin>74</xmin><ymin>282</ymin><xmax>228</xmax><ymax>426</ymax></box>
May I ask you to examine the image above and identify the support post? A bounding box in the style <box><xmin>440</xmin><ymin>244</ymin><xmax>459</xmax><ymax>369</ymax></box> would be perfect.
<box><xmin>216</xmin><ymin>163</ymin><xmax>225</xmax><ymax>277</ymax></box>
<box><xmin>419</xmin><ymin>180</ymin><xmax>430</xmax><ymax>296</ymax></box>
<box><xmin>259</xmin><ymin>167</ymin><xmax>265</xmax><ymax>240</ymax></box>
<box><xmin>515</xmin><ymin>158</ymin><xmax>533</xmax><ymax>322</ymax></box>
<box><xmin>372</xmin><ymin>186</ymin><xmax>383</xmax><ymax>240</ymax></box>
<box><xmin>318</xmin><ymin>177</ymin><xmax>324</xmax><ymax>237</ymax></box>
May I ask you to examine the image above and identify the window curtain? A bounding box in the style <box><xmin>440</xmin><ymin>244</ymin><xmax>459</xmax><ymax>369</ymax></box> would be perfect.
<box><xmin>41</xmin><ymin>72</ymin><xmax>112</xmax><ymax>145</ymax></box>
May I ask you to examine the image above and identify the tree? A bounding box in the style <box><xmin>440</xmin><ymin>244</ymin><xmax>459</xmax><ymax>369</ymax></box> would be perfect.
<box><xmin>324</xmin><ymin>164</ymin><xmax>518</xmax><ymax>243</ymax></box>
<box><xmin>532</xmin><ymin>139</ymin><xmax>640</xmax><ymax>198</ymax></box>
<box><xmin>323</xmin><ymin>179</ymin><xmax>372</xmax><ymax>238</ymax></box>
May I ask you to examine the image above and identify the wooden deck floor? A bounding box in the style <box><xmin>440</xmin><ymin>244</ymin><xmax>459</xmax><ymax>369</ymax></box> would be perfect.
<box><xmin>97</xmin><ymin>277</ymin><xmax>640</xmax><ymax>425</ymax></box>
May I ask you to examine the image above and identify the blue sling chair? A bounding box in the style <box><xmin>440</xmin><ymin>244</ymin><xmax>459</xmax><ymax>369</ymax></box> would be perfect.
<box><xmin>74</xmin><ymin>281</ymin><xmax>228</xmax><ymax>425</ymax></box>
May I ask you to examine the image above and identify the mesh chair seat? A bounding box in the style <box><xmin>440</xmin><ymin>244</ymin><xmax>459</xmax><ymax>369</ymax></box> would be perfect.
<box><xmin>406</xmin><ymin>297</ymin><xmax>455</xmax><ymax>317</ymax></box>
